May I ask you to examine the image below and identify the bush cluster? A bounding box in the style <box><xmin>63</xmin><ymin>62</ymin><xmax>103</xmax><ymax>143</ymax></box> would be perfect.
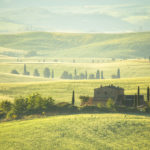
<box><xmin>0</xmin><ymin>93</ymin><xmax>150</xmax><ymax>121</ymax></box>
<box><xmin>0</xmin><ymin>93</ymin><xmax>55</xmax><ymax>119</ymax></box>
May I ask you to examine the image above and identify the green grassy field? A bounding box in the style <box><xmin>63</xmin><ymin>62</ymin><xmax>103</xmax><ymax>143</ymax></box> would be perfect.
<box><xmin>0</xmin><ymin>59</ymin><xmax>150</xmax><ymax>81</ymax></box>
<box><xmin>0</xmin><ymin>114</ymin><xmax>150</xmax><ymax>150</ymax></box>
<box><xmin>0</xmin><ymin>77</ymin><xmax>150</xmax><ymax>105</ymax></box>
<box><xmin>0</xmin><ymin>32</ymin><xmax>150</xmax><ymax>58</ymax></box>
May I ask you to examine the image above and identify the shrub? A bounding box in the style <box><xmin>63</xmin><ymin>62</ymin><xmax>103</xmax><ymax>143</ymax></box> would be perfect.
<box><xmin>0</xmin><ymin>100</ymin><xmax>12</xmax><ymax>113</ymax></box>
<box><xmin>7</xmin><ymin>110</ymin><xmax>18</xmax><ymax>119</ymax></box>
<box><xmin>80</xmin><ymin>106</ymin><xmax>100</xmax><ymax>113</ymax></box>
<box><xmin>11</xmin><ymin>69</ymin><xmax>19</xmax><ymax>74</ymax></box>
<box><xmin>145</xmin><ymin>102</ymin><xmax>150</xmax><ymax>113</ymax></box>
<box><xmin>0</xmin><ymin>109</ymin><xmax>6</xmax><ymax>119</ymax></box>
<box><xmin>56</xmin><ymin>102</ymin><xmax>78</xmax><ymax>113</ymax></box>
<box><xmin>106</xmin><ymin>98</ymin><xmax>115</xmax><ymax>110</ymax></box>
<box><xmin>79</xmin><ymin>96</ymin><xmax>89</xmax><ymax>104</ymax></box>
<box><xmin>12</xmin><ymin>97</ymin><xmax>28</xmax><ymax>116</ymax></box>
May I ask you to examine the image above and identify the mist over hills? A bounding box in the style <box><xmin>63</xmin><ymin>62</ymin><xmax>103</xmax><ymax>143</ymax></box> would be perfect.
<box><xmin>0</xmin><ymin>0</ymin><xmax>150</xmax><ymax>33</ymax></box>
<box><xmin>0</xmin><ymin>32</ymin><xmax>149</xmax><ymax>58</ymax></box>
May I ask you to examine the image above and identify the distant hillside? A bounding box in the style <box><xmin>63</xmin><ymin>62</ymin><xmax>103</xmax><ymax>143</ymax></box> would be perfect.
<box><xmin>0</xmin><ymin>32</ymin><xmax>150</xmax><ymax>58</ymax></box>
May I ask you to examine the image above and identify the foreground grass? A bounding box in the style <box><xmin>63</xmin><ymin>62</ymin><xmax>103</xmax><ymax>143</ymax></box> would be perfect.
<box><xmin>0</xmin><ymin>114</ymin><xmax>150</xmax><ymax>150</ymax></box>
<box><xmin>0</xmin><ymin>77</ymin><xmax>150</xmax><ymax>105</ymax></box>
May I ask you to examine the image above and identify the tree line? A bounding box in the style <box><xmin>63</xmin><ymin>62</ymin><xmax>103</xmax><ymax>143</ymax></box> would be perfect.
<box><xmin>11</xmin><ymin>64</ymin><xmax>121</xmax><ymax>79</ymax></box>
<box><xmin>61</xmin><ymin>69</ymin><xmax>104</xmax><ymax>80</ymax></box>
<box><xmin>11</xmin><ymin>64</ymin><xmax>54</xmax><ymax>78</ymax></box>
<box><xmin>1</xmin><ymin>91</ymin><xmax>150</xmax><ymax>121</ymax></box>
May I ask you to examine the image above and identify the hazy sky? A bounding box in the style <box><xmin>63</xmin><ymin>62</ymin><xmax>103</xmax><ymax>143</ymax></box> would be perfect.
<box><xmin>0</xmin><ymin>0</ymin><xmax>150</xmax><ymax>32</ymax></box>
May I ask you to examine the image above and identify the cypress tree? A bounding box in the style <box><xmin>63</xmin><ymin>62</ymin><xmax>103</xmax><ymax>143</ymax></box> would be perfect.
<box><xmin>117</xmin><ymin>68</ymin><xmax>120</xmax><ymax>78</ymax></box>
<box><xmin>147</xmin><ymin>86</ymin><xmax>150</xmax><ymax>102</ymax></box>
<box><xmin>137</xmin><ymin>86</ymin><xmax>140</xmax><ymax>106</ymax></box>
<box><xmin>72</xmin><ymin>90</ymin><xmax>75</xmax><ymax>105</ymax></box>
<box><xmin>74</xmin><ymin>69</ymin><xmax>77</xmax><ymax>79</ymax></box>
<box><xmin>134</xmin><ymin>94</ymin><xmax>137</xmax><ymax>107</ymax></box>
<box><xmin>96</xmin><ymin>70</ymin><xmax>100</xmax><ymax>79</ymax></box>
<box><xmin>101</xmin><ymin>71</ymin><xmax>104</xmax><ymax>79</ymax></box>
<box><xmin>24</xmin><ymin>64</ymin><xmax>27</xmax><ymax>75</ymax></box>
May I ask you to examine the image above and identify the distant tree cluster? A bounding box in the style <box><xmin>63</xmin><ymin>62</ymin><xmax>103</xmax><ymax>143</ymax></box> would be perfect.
<box><xmin>112</xmin><ymin>68</ymin><xmax>120</xmax><ymax>79</ymax></box>
<box><xmin>61</xmin><ymin>69</ymin><xmax>104</xmax><ymax>80</ymax></box>
<box><xmin>10</xmin><ymin>64</ymin><xmax>54</xmax><ymax>79</ymax></box>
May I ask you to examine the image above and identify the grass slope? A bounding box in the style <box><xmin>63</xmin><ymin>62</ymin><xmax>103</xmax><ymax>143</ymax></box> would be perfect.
<box><xmin>0</xmin><ymin>32</ymin><xmax>150</xmax><ymax>58</ymax></box>
<box><xmin>0</xmin><ymin>72</ymin><xmax>49</xmax><ymax>83</ymax></box>
<box><xmin>0</xmin><ymin>114</ymin><xmax>150</xmax><ymax>150</ymax></box>
<box><xmin>0</xmin><ymin>77</ymin><xmax>150</xmax><ymax>105</ymax></box>
<box><xmin>0</xmin><ymin>59</ymin><xmax>150</xmax><ymax>81</ymax></box>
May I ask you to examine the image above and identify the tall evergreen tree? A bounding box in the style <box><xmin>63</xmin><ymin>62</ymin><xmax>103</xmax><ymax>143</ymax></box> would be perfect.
<box><xmin>96</xmin><ymin>70</ymin><xmax>100</xmax><ymax>79</ymax></box>
<box><xmin>117</xmin><ymin>68</ymin><xmax>120</xmax><ymax>78</ymax></box>
<box><xmin>101</xmin><ymin>71</ymin><xmax>104</xmax><ymax>79</ymax></box>
<box><xmin>43</xmin><ymin>68</ymin><xmax>50</xmax><ymax>78</ymax></box>
<box><xmin>137</xmin><ymin>86</ymin><xmax>140</xmax><ymax>106</ymax></box>
<box><xmin>147</xmin><ymin>86</ymin><xmax>150</xmax><ymax>102</ymax></box>
<box><xmin>72</xmin><ymin>90</ymin><xmax>75</xmax><ymax>105</ymax></box>
<box><xmin>24</xmin><ymin>64</ymin><xmax>27</xmax><ymax>75</ymax></box>
<box><xmin>134</xmin><ymin>94</ymin><xmax>137</xmax><ymax>107</ymax></box>
<box><xmin>74</xmin><ymin>68</ymin><xmax>77</xmax><ymax>79</ymax></box>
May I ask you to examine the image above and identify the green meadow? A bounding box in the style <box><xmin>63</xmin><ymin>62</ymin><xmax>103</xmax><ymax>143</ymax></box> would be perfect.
<box><xmin>0</xmin><ymin>77</ymin><xmax>150</xmax><ymax>105</ymax></box>
<box><xmin>0</xmin><ymin>114</ymin><xmax>150</xmax><ymax>150</ymax></box>
<box><xmin>0</xmin><ymin>59</ymin><xmax>150</xmax><ymax>81</ymax></box>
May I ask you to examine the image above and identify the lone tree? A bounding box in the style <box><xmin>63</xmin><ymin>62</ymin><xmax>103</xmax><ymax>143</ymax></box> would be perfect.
<box><xmin>96</xmin><ymin>70</ymin><xmax>100</xmax><ymax>79</ymax></box>
<box><xmin>33</xmin><ymin>69</ymin><xmax>40</xmax><ymax>77</ymax></box>
<box><xmin>44</xmin><ymin>68</ymin><xmax>50</xmax><ymax>78</ymax></box>
<box><xmin>117</xmin><ymin>68</ymin><xmax>120</xmax><ymax>78</ymax></box>
<box><xmin>72</xmin><ymin>90</ymin><xmax>75</xmax><ymax>105</ymax></box>
<box><xmin>23</xmin><ymin>64</ymin><xmax>30</xmax><ymax>75</ymax></box>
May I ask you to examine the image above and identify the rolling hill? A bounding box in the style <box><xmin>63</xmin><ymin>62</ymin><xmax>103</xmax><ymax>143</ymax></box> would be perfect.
<box><xmin>0</xmin><ymin>114</ymin><xmax>150</xmax><ymax>150</ymax></box>
<box><xmin>0</xmin><ymin>32</ymin><xmax>150</xmax><ymax>58</ymax></box>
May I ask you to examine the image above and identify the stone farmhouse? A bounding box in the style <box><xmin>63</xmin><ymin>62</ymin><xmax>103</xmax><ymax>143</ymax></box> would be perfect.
<box><xmin>82</xmin><ymin>85</ymin><xmax>145</xmax><ymax>107</ymax></box>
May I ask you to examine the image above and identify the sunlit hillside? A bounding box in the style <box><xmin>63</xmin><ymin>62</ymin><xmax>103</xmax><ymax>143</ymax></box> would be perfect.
<box><xmin>0</xmin><ymin>114</ymin><xmax>150</xmax><ymax>150</ymax></box>
<box><xmin>0</xmin><ymin>32</ymin><xmax>150</xmax><ymax>58</ymax></box>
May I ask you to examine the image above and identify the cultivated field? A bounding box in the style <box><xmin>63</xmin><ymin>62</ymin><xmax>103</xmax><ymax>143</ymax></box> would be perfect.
<box><xmin>0</xmin><ymin>114</ymin><xmax>150</xmax><ymax>150</ymax></box>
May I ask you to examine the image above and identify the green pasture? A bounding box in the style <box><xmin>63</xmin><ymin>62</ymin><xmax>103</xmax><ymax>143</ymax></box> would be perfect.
<box><xmin>0</xmin><ymin>114</ymin><xmax>150</xmax><ymax>150</ymax></box>
<box><xmin>0</xmin><ymin>59</ymin><xmax>150</xmax><ymax>81</ymax></box>
<box><xmin>0</xmin><ymin>77</ymin><xmax>150</xmax><ymax>105</ymax></box>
